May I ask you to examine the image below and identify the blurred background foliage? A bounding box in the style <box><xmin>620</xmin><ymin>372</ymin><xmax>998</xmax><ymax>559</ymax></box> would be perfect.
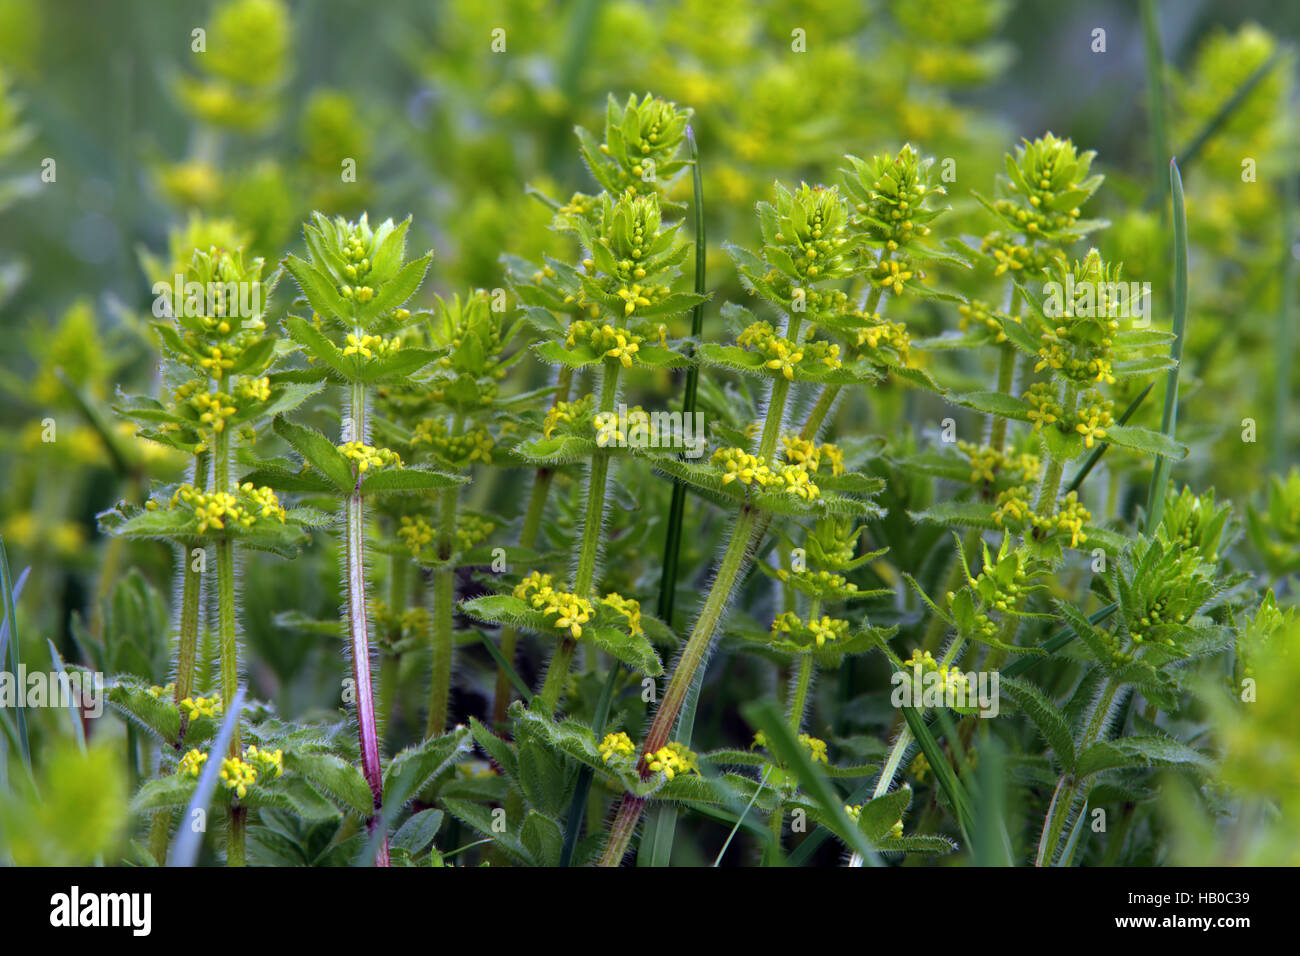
<box><xmin>0</xmin><ymin>0</ymin><xmax>1297</xmax><ymax>864</ymax></box>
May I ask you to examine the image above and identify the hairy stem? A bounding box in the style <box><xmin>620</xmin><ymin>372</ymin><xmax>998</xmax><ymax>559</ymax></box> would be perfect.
<box><xmin>427</xmin><ymin>414</ymin><xmax>465</xmax><ymax>737</ymax></box>
<box><xmin>345</xmin><ymin>376</ymin><xmax>388</xmax><ymax>866</ymax></box>
<box><xmin>174</xmin><ymin>449</ymin><xmax>209</xmax><ymax>740</ymax></box>
<box><xmin>211</xmin><ymin>427</ymin><xmax>245</xmax><ymax>867</ymax></box>
<box><xmin>1035</xmin><ymin>384</ymin><xmax>1078</xmax><ymax>516</ymax></box>
<box><xmin>536</xmin><ymin>360</ymin><xmax>620</xmax><ymax>715</ymax></box>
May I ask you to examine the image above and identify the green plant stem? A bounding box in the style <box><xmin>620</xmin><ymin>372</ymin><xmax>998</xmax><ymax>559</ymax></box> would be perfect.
<box><xmin>227</xmin><ymin>808</ymin><xmax>247</xmax><ymax>867</ymax></box>
<box><xmin>174</xmin><ymin>450</ymin><xmax>209</xmax><ymax>740</ymax></box>
<box><xmin>536</xmin><ymin>360</ymin><xmax>620</xmax><ymax>715</ymax></box>
<box><xmin>988</xmin><ymin>344</ymin><xmax>1017</xmax><ymax>452</ymax></box>
<box><xmin>427</xmin><ymin>413</ymin><xmax>465</xmax><ymax>737</ymax></box>
<box><xmin>787</xmin><ymin>653</ymin><xmax>814</xmax><ymax>733</ymax></box>
<box><xmin>345</xmin><ymin>376</ymin><xmax>388</xmax><ymax>866</ymax></box>
<box><xmin>601</xmin><ymin>503</ymin><xmax>760</xmax><ymax>866</ymax></box>
<box><xmin>493</xmin><ymin>368</ymin><xmax>573</xmax><ymax>726</ymax></box>
<box><xmin>1036</xmin><ymin>677</ymin><xmax>1120</xmax><ymax>866</ymax></box>
<box><xmin>211</xmin><ymin>426</ymin><xmax>245</xmax><ymax>867</ymax></box>
<box><xmin>1035</xmin><ymin>385</ymin><xmax>1078</xmax><ymax>516</ymax></box>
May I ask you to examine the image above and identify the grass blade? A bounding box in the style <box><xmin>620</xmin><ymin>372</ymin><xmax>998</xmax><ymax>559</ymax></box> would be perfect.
<box><xmin>0</xmin><ymin>535</ymin><xmax>30</xmax><ymax>770</ymax></box>
<box><xmin>476</xmin><ymin>629</ymin><xmax>533</xmax><ymax>704</ymax></box>
<box><xmin>46</xmin><ymin>640</ymin><xmax>86</xmax><ymax>752</ymax></box>
<box><xmin>712</xmin><ymin>766</ymin><xmax>772</xmax><ymax>866</ymax></box>
<box><xmin>558</xmin><ymin>662</ymin><xmax>619</xmax><ymax>866</ymax></box>
<box><xmin>168</xmin><ymin>686</ymin><xmax>246</xmax><ymax>867</ymax></box>
<box><xmin>742</xmin><ymin>698</ymin><xmax>880</xmax><ymax>866</ymax></box>
<box><xmin>1139</xmin><ymin>0</ymin><xmax>1170</xmax><ymax>190</ymax></box>
<box><xmin>1145</xmin><ymin>159</ymin><xmax>1189</xmax><ymax>531</ymax></box>
<box><xmin>899</xmin><ymin>703</ymin><xmax>974</xmax><ymax>849</ymax></box>
<box><xmin>1142</xmin><ymin>52</ymin><xmax>1280</xmax><ymax>207</ymax></box>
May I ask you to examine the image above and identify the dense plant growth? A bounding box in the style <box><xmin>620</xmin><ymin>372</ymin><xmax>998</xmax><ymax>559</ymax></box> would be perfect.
<box><xmin>1</xmin><ymin>0</ymin><xmax>1297</xmax><ymax>867</ymax></box>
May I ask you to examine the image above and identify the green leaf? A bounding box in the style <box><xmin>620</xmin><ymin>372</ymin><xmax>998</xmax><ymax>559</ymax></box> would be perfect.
<box><xmin>283</xmin><ymin>255</ymin><xmax>344</xmax><ymax>318</ymax></box>
<box><xmin>357</xmin><ymin>347</ymin><xmax>443</xmax><ymax>384</ymax></box>
<box><xmin>1076</xmin><ymin>736</ymin><xmax>1210</xmax><ymax>777</ymax></box>
<box><xmin>272</xmin><ymin>415</ymin><xmax>354</xmax><ymax>493</ymax></box>
<box><xmin>855</xmin><ymin>786</ymin><xmax>912</xmax><ymax>843</ymax></box>
<box><xmin>360</xmin><ymin>253</ymin><xmax>432</xmax><ymax>323</ymax></box>
<box><xmin>1000</xmin><ymin>676</ymin><xmax>1076</xmax><ymax>772</ymax></box>
<box><xmin>1105</xmin><ymin>424</ymin><xmax>1189</xmax><ymax>460</ymax></box>
<box><xmin>286</xmin><ymin>752</ymin><xmax>374</xmax><ymax>817</ymax></box>
<box><xmin>950</xmin><ymin>390</ymin><xmax>1034</xmax><ymax>422</ymax></box>
<box><xmin>392</xmin><ymin>808</ymin><xmax>443</xmax><ymax>855</ymax></box>
<box><xmin>533</xmin><ymin>339</ymin><xmax>601</xmax><ymax>368</ymax></box>
<box><xmin>587</xmin><ymin>626</ymin><xmax>663</xmax><ymax>676</ymax></box>
<box><xmin>284</xmin><ymin>315</ymin><xmax>354</xmax><ymax>380</ymax></box>
<box><xmin>520</xmin><ymin>810</ymin><xmax>564</xmax><ymax>866</ymax></box>
<box><xmin>360</xmin><ymin>466</ymin><xmax>465</xmax><ymax>495</ymax></box>
<box><xmin>384</xmin><ymin>727</ymin><xmax>471</xmax><ymax>806</ymax></box>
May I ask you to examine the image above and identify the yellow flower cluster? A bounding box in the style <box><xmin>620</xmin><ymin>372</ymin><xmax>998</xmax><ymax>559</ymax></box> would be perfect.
<box><xmin>599</xmin><ymin>731</ymin><xmax>636</xmax><ymax>764</ymax></box>
<box><xmin>169</xmin><ymin>482</ymin><xmax>285</xmax><ymax>532</ymax></box>
<box><xmin>737</xmin><ymin>321</ymin><xmax>841</xmax><ymax>379</ymax></box>
<box><xmin>234</xmin><ymin>376</ymin><xmax>271</xmax><ymax>404</ymax></box>
<box><xmin>178</xmin><ymin>748</ymin><xmax>208</xmax><ymax>778</ymax></box>
<box><xmin>781</xmin><ymin>435</ymin><xmax>846</xmax><ymax>476</ymax></box>
<box><xmin>565</xmin><ymin>320</ymin><xmax>662</xmax><ymax>363</ymax></box>
<box><xmin>871</xmin><ymin>258</ymin><xmax>915</xmax><ymax>295</ymax></box>
<box><xmin>1052</xmin><ymin>492</ymin><xmax>1091</xmax><ymax>548</ymax></box>
<box><xmin>1034</xmin><ymin>329</ymin><xmax>1118</xmax><ymax>385</ymax></box>
<box><xmin>396</xmin><ymin>513</ymin><xmax>494</xmax><ymax>560</ymax></box>
<box><xmin>957</xmin><ymin>440</ymin><xmax>1040</xmax><ymax>486</ymax></box>
<box><xmin>772</xmin><ymin>611</ymin><xmax>849</xmax><ymax>647</ymax></box>
<box><xmin>981</xmin><ymin>233</ymin><xmax>1063</xmax><ymax>276</ymax></box>
<box><xmin>776</xmin><ymin>567</ymin><xmax>860</xmax><ymax>597</ymax></box>
<box><xmin>180</xmin><ymin>692</ymin><xmax>224</xmax><ymax>722</ymax></box>
<box><xmin>244</xmin><ymin>745</ymin><xmax>285</xmax><ymax>780</ymax></box>
<box><xmin>343</xmin><ymin>332</ymin><xmax>401</xmax><ymax>359</ymax></box>
<box><xmin>855</xmin><ymin>316</ymin><xmax>911</xmax><ymax>363</ymax></box>
<box><xmin>397</xmin><ymin>514</ymin><xmax>435</xmax><ymax>559</ymax></box>
<box><xmin>711</xmin><ymin>448</ymin><xmax>821</xmax><ymax>501</ymax></box>
<box><xmin>593</xmin><ymin>406</ymin><xmax>648</xmax><ymax>447</ymax></box>
<box><xmin>644</xmin><ymin>742</ymin><xmax>698</xmax><ymax>780</ymax></box>
<box><xmin>338</xmin><ymin>441</ymin><xmax>402</xmax><ymax>472</ymax></box>
<box><xmin>176</xmin><ymin>742</ymin><xmax>282</xmax><ymax>798</ymax></box>
<box><xmin>411</xmin><ymin>420</ymin><xmax>494</xmax><ymax>464</ymax></box>
<box><xmin>198</xmin><ymin>344</ymin><xmax>236</xmax><ymax>379</ymax></box>
<box><xmin>1024</xmin><ymin>382</ymin><xmax>1064</xmax><ymax>433</ymax></box>
<box><xmin>800</xmin><ymin>734</ymin><xmax>829</xmax><ymax>764</ymax></box>
<box><xmin>191</xmin><ymin>390</ymin><xmax>238</xmax><ymax>432</ymax></box>
<box><xmin>220</xmin><ymin>755</ymin><xmax>258</xmax><ymax>799</ymax></box>
<box><xmin>601</xmin><ymin>592</ymin><xmax>644</xmax><ymax>636</ymax></box>
<box><xmin>512</xmin><ymin>571</ymin><xmax>593</xmax><ymax>638</ymax></box>
<box><xmin>1074</xmin><ymin>392</ymin><xmax>1115</xmax><ymax>449</ymax></box>
<box><xmin>904</xmin><ymin>648</ymin><xmax>970</xmax><ymax>696</ymax></box>
<box><xmin>457</xmin><ymin>513</ymin><xmax>496</xmax><ymax>551</ymax></box>
<box><xmin>957</xmin><ymin>300</ymin><xmax>1019</xmax><ymax>342</ymax></box>
<box><xmin>542</xmin><ymin>396</ymin><xmax>595</xmax><ymax>439</ymax></box>
<box><xmin>993</xmin><ymin>487</ymin><xmax>1091</xmax><ymax>548</ymax></box>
